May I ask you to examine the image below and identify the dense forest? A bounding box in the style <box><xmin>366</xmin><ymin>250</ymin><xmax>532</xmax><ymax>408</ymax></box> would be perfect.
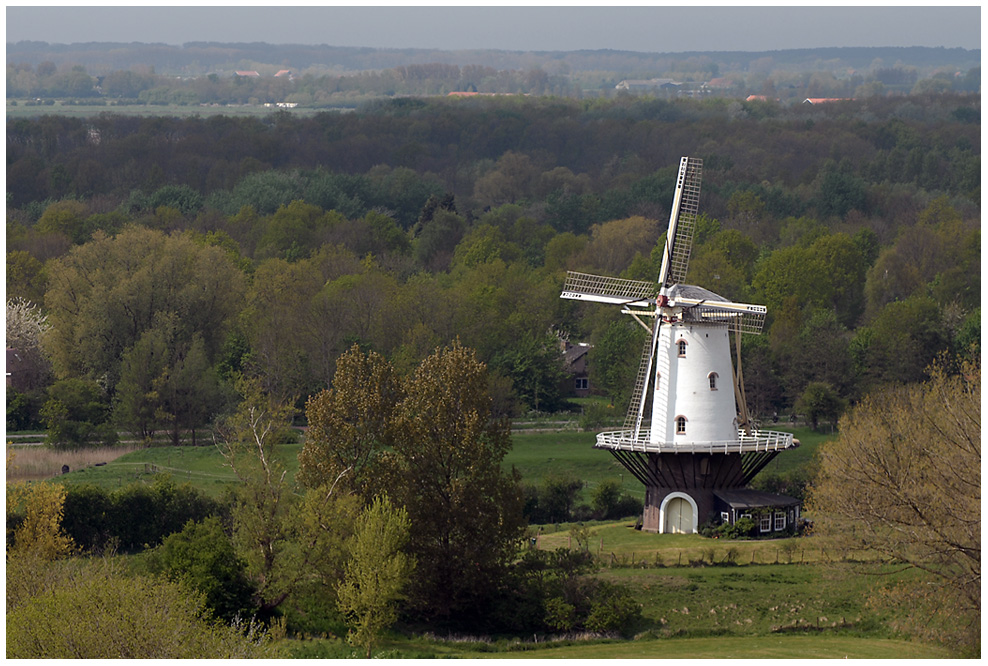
<box><xmin>7</xmin><ymin>92</ymin><xmax>980</xmax><ymax>441</ymax></box>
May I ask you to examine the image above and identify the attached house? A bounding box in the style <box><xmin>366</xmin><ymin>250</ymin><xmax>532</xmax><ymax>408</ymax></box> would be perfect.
<box><xmin>712</xmin><ymin>488</ymin><xmax>802</xmax><ymax>535</ymax></box>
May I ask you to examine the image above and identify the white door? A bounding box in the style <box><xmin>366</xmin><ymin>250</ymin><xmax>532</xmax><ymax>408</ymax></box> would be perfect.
<box><xmin>665</xmin><ymin>497</ymin><xmax>693</xmax><ymax>534</ymax></box>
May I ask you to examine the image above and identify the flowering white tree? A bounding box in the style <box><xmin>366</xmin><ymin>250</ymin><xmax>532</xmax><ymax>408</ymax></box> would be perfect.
<box><xmin>6</xmin><ymin>298</ymin><xmax>52</xmax><ymax>390</ymax></box>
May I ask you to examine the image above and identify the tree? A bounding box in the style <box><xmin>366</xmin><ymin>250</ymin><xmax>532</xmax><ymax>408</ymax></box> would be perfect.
<box><xmin>386</xmin><ymin>342</ymin><xmax>526</xmax><ymax>627</ymax></box>
<box><xmin>807</xmin><ymin>358</ymin><xmax>979</xmax><ymax>654</ymax></box>
<box><xmin>215</xmin><ymin>377</ymin><xmax>304</xmax><ymax>615</ymax></box>
<box><xmin>43</xmin><ymin>227</ymin><xmax>245</xmax><ymax>396</ymax></box>
<box><xmin>815</xmin><ymin>159</ymin><xmax>866</xmax><ymax>219</ymax></box>
<box><xmin>7</xmin><ymin>480</ymin><xmax>75</xmax><ymax>561</ymax></box>
<box><xmin>490</xmin><ymin>332</ymin><xmax>568</xmax><ymax>413</ymax></box>
<box><xmin>216</xmin><ymin>377</ymin><xmax>359</xmax><ymax>617</ymax></box>
<box><xmin>299</xmin><ymin>344</ymin><xmax>402</xmax><ymax>497</ymax></box>
<box><xmin>589</xmin><ymin>320</ymin><xmax>645</xmax><ymax>410</ymax></box>
<box><xmin>6</xmin><ymin>297</ymin><xmax>53</xmax><ymax>392</ymax></box>
<box><xmin>336</xmin><ymin>495</ymin><xmax>415</xmax><ymax>657</ymax></box>
<box><xmin>794</xmin><ymin>381</ymin><xmax>845</xmax><ymax>430</ymax></box>
<box><xmin>41</xmin><ymin>377</ymin><xmax>117</xmax><ymax>448</ymax></box>
<box><xmin>850</xmin><ymin>295</ymin><xmax>947</xmax><ymax>390</ymax></box>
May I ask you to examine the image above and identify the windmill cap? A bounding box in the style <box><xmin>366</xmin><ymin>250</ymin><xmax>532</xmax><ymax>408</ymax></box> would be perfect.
<box><xmin>668</xmin><ymin>284</ymin><xmax>730</xmax><ymax>303</ymax></box>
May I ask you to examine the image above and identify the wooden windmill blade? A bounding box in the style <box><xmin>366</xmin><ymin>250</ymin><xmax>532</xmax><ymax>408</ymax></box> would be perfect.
<box><xmin>560</xmin><ymin>271</ymin><xmax>655</xmax><ymax>307</ymax></box>
<box><xmin>659</xmin><ymin>157</ymin><xmax>703</xmax><ymax>288</ymax></box>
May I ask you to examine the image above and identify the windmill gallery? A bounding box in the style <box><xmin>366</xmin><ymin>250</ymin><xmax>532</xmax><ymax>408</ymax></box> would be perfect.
<box><xmin>561</xmin><ymin>157</ymin><xmax>801</xmax><ymax>536</ymax></box>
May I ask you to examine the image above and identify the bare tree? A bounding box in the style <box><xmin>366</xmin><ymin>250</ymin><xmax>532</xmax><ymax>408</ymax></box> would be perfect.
<box><xmin>808</xmin><ymin>357</ymin><xmax>980</xmax><ymax>653</ymax></box>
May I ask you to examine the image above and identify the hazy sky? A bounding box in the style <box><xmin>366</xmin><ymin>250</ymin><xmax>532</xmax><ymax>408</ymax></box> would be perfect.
<box><xmin>5</xmin><ymin>5</ymin><xmax>981</xmax><ymax>53</ymax></box>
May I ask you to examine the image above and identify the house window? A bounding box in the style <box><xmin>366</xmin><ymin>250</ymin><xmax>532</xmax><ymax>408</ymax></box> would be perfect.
<box><xmin>677</xmin><ymin>339</ymin><xmax>687</xmax><ymax>357</ymax></box>
<box><xmin>774</xmin><ymin>512</ymin><xmax>786</xmax><ymax>531</ymax></box>
<box><xmin>708</xmin><ymin>372</ymin><xmax>718</xmax><ymax>390</ymax></box>
<box><xmin>720</xmin><ymin>511</ymin><xmax>730</xmax><ymax>523</ymax></box>
<box><xmin>575</xmin><ymin>378</ymin><xmax>588</xmax><ymax>391</ymax></box>
<box><xmin>759</xmin><ymin>515</ymin><xmax>771</xmax><ymax>532</ymax></box>
<box><xmin>675</xmin><ymin>416</ymin><xmax>687</xmax><ymax>434</ymax></box>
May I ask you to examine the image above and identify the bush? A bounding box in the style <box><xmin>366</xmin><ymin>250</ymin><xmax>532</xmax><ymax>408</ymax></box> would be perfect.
<box><xmin>6</xmin><ymin>555</ymin><xmax>269</xmax><ymax>658</ymax></box>
<box><xmin>6</xmin><ymin>387</ymin><xmax>45</xmax><ymax>431</ymax></box>
<box><xmin>146</xmin><ymin>516</ymin><xmax>256</xmax><ymax>622</ymax></box>
<box><xmin>585</xmin><ymin>582</ymin><xmax>642</xmax><ymax>635</ymax></box>
<box><xmin>591</xmin><ymin>479</ymin><xmax>643</xmax><ymax>520</ymax></box>
<box><xmin>579</xmin><ymin>401</ymin><xmax>613</xmax><ymax>431</ymax></box>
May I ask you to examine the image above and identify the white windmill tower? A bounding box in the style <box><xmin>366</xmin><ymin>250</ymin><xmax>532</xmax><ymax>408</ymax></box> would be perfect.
<box><xmin>561</xmin><ymin>157</ymin><xmax>798</xmax><ymax>534</ymax></box>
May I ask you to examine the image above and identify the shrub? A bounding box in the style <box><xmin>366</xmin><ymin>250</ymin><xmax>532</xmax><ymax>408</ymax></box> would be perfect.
<box><xmin>146</xmin><ymin>516</ymin><xmax>257</xmax><ymax>622</ymax></box>
<box><xmin>584</xmin><ymin>582</ymin><xmax>642</xmax><ymax>635</ymax></box>
<box><xmin>6</xmin><ymin>555</ymin><xmax>269</xmax><ymax>658</ymax></box>
<box><xmin>578</xmin><ymin>401</ymin><xmax>612</xmax><ymax>431</ymax></box>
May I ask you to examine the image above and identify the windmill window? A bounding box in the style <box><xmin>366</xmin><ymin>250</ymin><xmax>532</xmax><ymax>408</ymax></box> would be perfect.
<box><xmin>675</xmin><ymin>416</ymin><xmax>687</xmax><ymax>434</ymax></box>
<box><xmin>677</xmin><ymin>339</ymin><xmax>687</xmax><ymax>357</ymax></box>
<box><xmin>708</xmin><ymin>372</ymin><xmax>718</xmax><ymax>390</ymax></box>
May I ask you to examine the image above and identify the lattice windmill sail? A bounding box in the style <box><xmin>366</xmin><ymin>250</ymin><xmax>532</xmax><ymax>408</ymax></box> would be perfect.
<box><xmin>561</xmin><ymin>156</ymin><xmax>799</xmax><ymax>535</ymax></box>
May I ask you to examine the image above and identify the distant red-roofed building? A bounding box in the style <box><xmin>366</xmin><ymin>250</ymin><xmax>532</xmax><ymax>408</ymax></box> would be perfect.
<box><xmin>235</xmin><ymin>70</ymin><xmax>260</xmax><ymax>77</ymax></box>
<box><xmin>275</xmin><ymin>69</ymin><xmax>294</xmax><ymax>78</ymax></box>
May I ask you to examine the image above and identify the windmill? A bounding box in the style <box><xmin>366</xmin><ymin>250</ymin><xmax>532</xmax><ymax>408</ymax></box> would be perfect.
<box><xmin>561</xmin><ymin>157</ymin><xmax>799</xmax><ymax>534</ymax></box>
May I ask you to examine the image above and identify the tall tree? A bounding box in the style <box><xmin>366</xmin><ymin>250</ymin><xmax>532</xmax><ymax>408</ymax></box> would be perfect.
<box><xmin>386</xmin><ymin>343</ymin><xmax>525</xmax><ymax>628</ymax></box>
<box><xmin>216</xmin><ymin>377</ymin><xmax>360</xmax><ymax>617</ymax></box>
<box><xmin>299</xmin><ymin>344</ymin><xmax>402</xmax><ymax>497</ymax></box>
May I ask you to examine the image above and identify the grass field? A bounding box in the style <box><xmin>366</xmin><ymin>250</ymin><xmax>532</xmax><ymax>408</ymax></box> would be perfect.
<box><xmin>470</xmin><ymin>635</ymin><xmax>956</xmax><ymax>659</ymax></box>
<box><xmin>24</xmin><ymin>425</ymin><xmax>828</xmax><ymax>502</ymax></box>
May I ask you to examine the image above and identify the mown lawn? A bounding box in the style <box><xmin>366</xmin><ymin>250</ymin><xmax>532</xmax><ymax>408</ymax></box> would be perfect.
<box><xmin>472</xmin><ymin>635</ymin><xmax>957</xmax><ymax>659</ymax></box>
<box><xmin>48</xmin><ymin>442</ymin><xmax>301</xmax><ymax>498</ymax></box>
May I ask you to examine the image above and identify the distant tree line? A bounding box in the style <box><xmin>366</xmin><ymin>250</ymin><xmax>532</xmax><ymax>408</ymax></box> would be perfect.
<box><xmin>6</xmin><ymin>50</ymin><xmax>980</xmax><ymax>105</ymax></box>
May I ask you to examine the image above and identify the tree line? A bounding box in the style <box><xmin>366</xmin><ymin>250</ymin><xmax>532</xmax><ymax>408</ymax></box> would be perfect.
<box><xmin>6</xmin><ymin>94</ymin><xmax>981</xmax><ymax>215</ymax></box>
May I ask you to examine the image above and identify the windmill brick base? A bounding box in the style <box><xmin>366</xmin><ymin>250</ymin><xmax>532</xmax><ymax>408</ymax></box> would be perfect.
<box><xmin>606</xmin><ymin>449</ymin><xmax>785</xmax><ymax>532</ymax></box>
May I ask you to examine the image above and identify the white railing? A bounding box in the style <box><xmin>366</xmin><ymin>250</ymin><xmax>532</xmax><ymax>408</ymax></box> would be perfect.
<box><xmin>594</xmin><ymin>429</ymin><xmax>796</xmax><ymax>454</ymax></box>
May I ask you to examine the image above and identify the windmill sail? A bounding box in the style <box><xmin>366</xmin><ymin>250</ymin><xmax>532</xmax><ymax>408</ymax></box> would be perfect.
<box><xmin>665</xmin><ymin>157</ymin><xmax>703</xmax><ymax>286</ymax></box>
<box><xmin>561</xmin><ymin>272</ymin><xmax>655</xmax><ymax>306</ymax></box>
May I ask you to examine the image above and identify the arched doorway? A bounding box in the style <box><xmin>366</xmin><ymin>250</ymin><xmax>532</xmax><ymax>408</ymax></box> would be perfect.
<box><xmin>661</xmin><ymin>493</ymin><xmax>697</xmax><ymax>534</ymax></box>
